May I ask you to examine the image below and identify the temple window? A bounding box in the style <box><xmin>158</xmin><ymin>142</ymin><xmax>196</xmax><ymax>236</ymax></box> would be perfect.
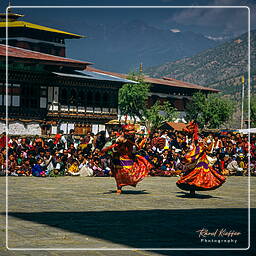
<box><xmin>40</xmin><ymin>86</ymin><xmax>47</xmax><ymax>97</ymax></box>
<box><xmin>0</xmin><ymin>83</ymin><xmax>3</xmax><ymax>106</ymax></box>
<box><xmin>40</xmin><ymin>86</ymin><xmax>47</xmax><ymax>108</ymax></box>
<box><xmin>20</xmin><ymin>84</ymin><xmax>38</xmax><ymax>108</ymax></box>
<box><xmin>11</xmin><ymin>84</ymin><xmax>21</xmax><ymax>107</ymax></box>
<box><xmin>0</xmin><ymin>83</ymin><xmax>21</xmax><ymax>107</ymax></box>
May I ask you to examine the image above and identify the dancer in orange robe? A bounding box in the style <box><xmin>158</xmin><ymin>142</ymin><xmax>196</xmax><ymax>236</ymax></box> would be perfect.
<box><xmin>102</xmin><ymin>124</ymin><xmax>151</xmax><ymax>194</ymax></box>
<box><xmin>176</xmin><ymin>122</ymin><xmax>226</xmax><ymax>195</ymax></box>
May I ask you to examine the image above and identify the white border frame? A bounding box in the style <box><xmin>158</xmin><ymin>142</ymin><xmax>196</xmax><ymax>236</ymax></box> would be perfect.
<box><xmin>5</xmin><ymin>5</ymin><xmax>251</xmax><ymax>251</ymax></box>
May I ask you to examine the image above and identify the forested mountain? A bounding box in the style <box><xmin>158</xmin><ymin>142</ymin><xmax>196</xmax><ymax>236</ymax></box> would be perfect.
<box><xmin>68</xmin><ymin>20</ymin><xmax>220</xmax><ymax>73</ymax></box>
<box><xmin>146</xmin><ymin>30</ymin><xmax>256</xmax><ymax>98</ymax></box>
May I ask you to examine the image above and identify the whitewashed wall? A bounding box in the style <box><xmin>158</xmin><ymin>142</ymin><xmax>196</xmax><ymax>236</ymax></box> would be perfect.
<box><xmin>59</xmin><ymin>123</ymin><xmax>75</xmax><ymax>134</ymax></box>
<box><xmin>92</xmin><ymin>124</ymin><xmax>106</xmax><ymax>135</ymax></box>
<box><xmin>0</xmin><ymin>122</ymin><xmax>5</xmax><ymax>133</ymax></box>
<box><xmin>0</xmin><ymin>121</ymin><xmax>41</xmax><ymax>135</ymax></box>
<box><xmin>51</xmin><ymin>125</ymin><xmax>57</xmax><ymax>135</ymax></box>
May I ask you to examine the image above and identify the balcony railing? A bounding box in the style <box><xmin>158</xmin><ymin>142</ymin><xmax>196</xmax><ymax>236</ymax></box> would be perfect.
<box><xmin>47</xmin><ymin>103</ymin><xmax>118</xmax><ymax>116</ymax></box>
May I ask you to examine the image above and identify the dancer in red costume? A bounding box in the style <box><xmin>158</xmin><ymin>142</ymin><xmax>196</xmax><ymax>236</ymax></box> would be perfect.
<box><xmin>102</xmin><ymin>124</ymin><xmax>151</xmax><ymax>194</ymax></box>
<box><xmin>176</xmin><ymin>121</ymin><xmax>226</xmax><ymax>196</ymax></box>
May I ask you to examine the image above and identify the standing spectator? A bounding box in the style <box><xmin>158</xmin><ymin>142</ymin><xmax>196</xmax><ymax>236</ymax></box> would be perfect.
<box><xmin>67</xmin><ymin>129</ymin><xmax>75</xmax><ymax>148</ymax></box>
<box><xmin>95</xmin><ymin>131</ymin><xmax>106</xmax><ymax>150</ymax></box>
<box><xmin>44</xmin><ymin>150</ymin><xmax>54</xmax><ymax>174</ymax></box>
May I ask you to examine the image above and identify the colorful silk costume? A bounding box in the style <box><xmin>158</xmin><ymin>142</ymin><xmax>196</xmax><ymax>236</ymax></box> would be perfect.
<box><xmin>102</xmin><ymin>125</ymin><xmax>151</xmax><ymax>189</ymax></box>
<box><xmin>111</xmin><ymin>139</ymin><xmax>151</xmax><ymax>188</ymax></box>
<box><xmin>176</xmin><ymin>143</ymin><xmax>226</xmax><ymax>191</ymax></box>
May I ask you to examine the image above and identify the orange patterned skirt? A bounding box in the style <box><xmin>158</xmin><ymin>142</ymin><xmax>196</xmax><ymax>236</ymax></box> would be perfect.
<box><xmin>112</xmin><ymin>154</ymin><xmax>151</xmax><ymax>187</ymax></box>
<box><xmin>176</xmin><ymin>154</ymin><xmax>226</xmax><ymax>191</ymax></box>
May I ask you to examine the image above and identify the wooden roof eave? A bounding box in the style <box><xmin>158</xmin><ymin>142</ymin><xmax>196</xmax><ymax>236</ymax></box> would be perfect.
<box><xmin>1</xmin><ymin>56</ymin><xmax>90</xmax><ymax>70</ymax></box>
<box><xmin>150</xmin><ymin>82</ymin><xmax>219</xmax><ymax>93</ymax></box>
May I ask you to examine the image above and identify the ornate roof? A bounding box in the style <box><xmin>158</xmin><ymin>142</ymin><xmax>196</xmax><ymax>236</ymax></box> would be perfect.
<box><xmin>0</xmin><ymin>44</ymin><xmax>92</xmax><ymax>68</ymax></box>
<box><xmin>86</xmin><ymin>66</ymin><xmax>219</xmax><ymax>92</ymax></box>
<box><xmin>0</xmin><ymin>11</ymin><xmax>83</xmax><ymax>38</ymax></box>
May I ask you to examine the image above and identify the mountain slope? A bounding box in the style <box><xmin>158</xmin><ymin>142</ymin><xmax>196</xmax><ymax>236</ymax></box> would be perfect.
<box><xmin>145</xmin><ymin>30</ymin><xmax>256</xmax><ymax>97</ymax></box>
<box><xmin>67</xmin><ymin>20</ymin><xmax>220</xmax><ymax>73</ymax></box>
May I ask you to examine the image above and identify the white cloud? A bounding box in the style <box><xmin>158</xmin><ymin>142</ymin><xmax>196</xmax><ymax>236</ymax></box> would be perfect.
<box><xmin>164</xmin><ymin>0</ymin><xmax>256</xmax><ymax>35</ymax></box>
<box><xmin>170</xmin><ymin>28</ymin><xmax>181</xmax><ymax>32</ymax></box>
<box><xmin>205</xmin><ymin>35</ymin><xmax>228</xmax><ymax>41</ymax></box>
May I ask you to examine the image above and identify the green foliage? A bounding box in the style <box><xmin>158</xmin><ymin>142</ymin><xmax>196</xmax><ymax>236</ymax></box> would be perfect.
<box><xmin>185</xmin><ymin>92</ymin><xmax>206</xmax><ymax>125</ymax></box>
<box><xmin>144</xmin><ymin>100</ymin><xmax>177</xmax><ymax>131</ymax></box>
<box><xmin>47</xmin><ymin>169</ymin><xmax>65</xmax><ymax>177</ymax></box>
<box><xmin>118</xmin><ymin>80</ymin><xmax>150</xmax><ymax>122</ymax></box>
<box><xmin>250</xmin><ymin>95</ymin><xmax>256</xmax><ymax>127</ymax></box>
<box><xmin>186</xmin><ymin>92</ymin><xmax>234</xmax><ymax>128</ymax></box>
<box><xmin>118</xmin><ymin>73</ymin><xmax>177</xmax><ymax>127</ymax></box>
<box><xmin>126</xmin><ymin>71</ymin><xmax>145</xmax><ymax>83</ymax></box>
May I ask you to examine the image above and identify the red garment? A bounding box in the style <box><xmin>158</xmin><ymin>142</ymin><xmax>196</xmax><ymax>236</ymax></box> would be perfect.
<box><xmin>54</xmin><ymin>134</ymin><xmax>61</xmax><ymax>145</ymax></box>
<box><xmin>176</xmin><ymin>144</ymin><xmax>226</xmax><ymax>191</ymax></box>
<box><xmin>220</xmin><ymin>160</ymin><xmax>225</xmax><ymax>170</ymax></box>
<box><xmin>183</xmin><ymin>121</ymin><xmax>199</xmax><ymax>141</ymax></box>
<box><xmin>0</xmin><ymin>135</ymin><xmax>7</xmax><ymax>148</ymax></box>
<box><xmin>151</xmin><ymin>137</ymin><xmax>165</xmax><ymax>150</ymax></box>
<box><xmin>193</xmin><ymin>123</ymin><xmax>199</xmax><ymax>141</ymax></box>
<box><xmin>242</xmin><ymin>142</ymin><xmax>249</xmax><ymax>153</ymax></box>
<box><xmin>111</xmin><ymin>139</ymin><xmax>151</xmax><ymax>188</ymax></box>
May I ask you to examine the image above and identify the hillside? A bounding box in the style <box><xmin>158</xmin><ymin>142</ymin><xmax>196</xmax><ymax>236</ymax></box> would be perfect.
<box><xmin>67</xmin><ymin>20</ymin><xmax>220</xmax><ymax>73</ymax></box>
<box><xmin>145</xmin><ymin>30</ymin><xmax>256</xmax><ymax>98</ymax></box>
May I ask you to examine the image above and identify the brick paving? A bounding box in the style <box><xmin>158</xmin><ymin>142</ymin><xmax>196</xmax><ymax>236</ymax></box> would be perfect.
<box><xmin>0</xmin><ymin>176</ymin><xmax>255</xmax><ymax>256</ymax></box>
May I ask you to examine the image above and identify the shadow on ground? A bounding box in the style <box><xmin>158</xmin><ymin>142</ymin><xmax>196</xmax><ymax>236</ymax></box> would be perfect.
<box><xmin>176</xmin><ymin>191</ymin><xmax>222</xmax><ymax>199</ymax></box>
<box><xmin>3</xmin><ymin>208</ymin><xmax>254</xmax><ymax>253</ymax></box>
<box><xmin>103</xmin><ymin>190</ymin><xmax>150</xmax><ymax>194</ymax></box>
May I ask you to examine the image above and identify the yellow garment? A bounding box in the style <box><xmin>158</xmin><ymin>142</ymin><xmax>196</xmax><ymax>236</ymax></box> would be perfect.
<box><xmin>68</xmin><ymin>164</ymin><xmax>79</xmax><ymax>173</ymax></box>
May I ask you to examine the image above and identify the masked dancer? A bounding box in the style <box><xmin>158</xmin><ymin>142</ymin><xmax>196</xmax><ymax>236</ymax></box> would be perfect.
<box><xmin>102</xmin><ymin>124</ymin><xmax>151</xmax><ymax>194</ymax></box>
<box><xmin>176</xmin><ymin>121</ymin><xmax>226</xmax><ymax>196</ymax></box>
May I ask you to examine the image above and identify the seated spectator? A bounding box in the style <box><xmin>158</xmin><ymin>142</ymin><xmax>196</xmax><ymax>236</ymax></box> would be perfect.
<box><xmin>20</xmin><ymin>159</ymin><xmax>32</xmax><ymax>176</ymax></box>
<box><xmin>67</xmin><ymin>159</ymin><xmax>80</xmax><ymax>176</ymax></box>
<box><xmin>32</xmin><ymin>158</ymin><xmax>46</xmax><ymax>177</ymax></box>
<box><xmin>227</xmin><ymin>156</ymin><xmax>244</xmax><ymax>176</ymax></box>
<box><xmin>91</xmin><ymin>158</ymin><xmax>105</xmax><ymax>177</ymax></box>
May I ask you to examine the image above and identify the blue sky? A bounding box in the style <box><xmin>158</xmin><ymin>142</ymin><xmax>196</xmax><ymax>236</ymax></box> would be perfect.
<box><xmin>0</xmin><ymin>0</ymin><xmax>254</xmax><ymax>70</ymax></box>
<box><xmin>1</xmin><ymin>0</ymin><xmax>254</xmax><ymax>37</ymax></box>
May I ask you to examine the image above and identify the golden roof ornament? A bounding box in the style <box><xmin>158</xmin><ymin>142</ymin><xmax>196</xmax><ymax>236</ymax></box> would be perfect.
<box><xmin>0</xmin><ymin>1</ymin><xmax>24</xmax><ymax>22</ymax></box>
<box><xmin>139</xmin><ymin>62</ymin><xmax>143</xmax><ymax>73</ymax></box>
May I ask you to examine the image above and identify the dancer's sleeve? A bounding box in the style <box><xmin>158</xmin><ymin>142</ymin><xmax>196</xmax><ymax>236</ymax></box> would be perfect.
<box><xmin>101</xmin><ymin>143</ymin><xmax>119</xmax><ymax>152</ymax></box>
<box><xmin>138</xmin><ymin>138</ymin><xmax>147</xmax><ymax>150</ymax></box>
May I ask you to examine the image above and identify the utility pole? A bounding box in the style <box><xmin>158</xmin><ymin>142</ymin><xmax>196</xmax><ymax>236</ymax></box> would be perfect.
<box><xmin>241</xmin><ymin>75</ymin><xmax>245</xmax><ymax>129</ymax></box>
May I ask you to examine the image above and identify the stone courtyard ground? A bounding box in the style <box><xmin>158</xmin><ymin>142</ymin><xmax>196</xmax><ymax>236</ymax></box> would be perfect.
<box><xmin>0</xmin><ymin>176</ymin><xmax>255</xmax><ymax>256</ymax></box>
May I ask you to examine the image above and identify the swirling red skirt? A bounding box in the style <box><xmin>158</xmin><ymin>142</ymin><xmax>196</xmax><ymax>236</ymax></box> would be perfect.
<box><xmin>113</xmin><ymin>155</ymin><xmax>151</xmax><ymax>187</ymax></box>
<box><xmin>176</xmin><ymin>159</ymin><xmax>226</xmax><ymax>191</ymax></box>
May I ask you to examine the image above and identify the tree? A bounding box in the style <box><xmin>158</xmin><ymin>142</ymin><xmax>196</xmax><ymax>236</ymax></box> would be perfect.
<box><xmin>144</xmin><ymin>100</ymin><xmax>177</xmax><ymax>131</ymax></box>
<box><xmin>250</xmin><ymin>95</ymin><xmax>256</xmax><ymax>127</ymax></box>
<box><xmin>205</xmin><ymin>94</ymin><xmax>234</xmax><ymax>128</ymax></box>
<box><xmin>185</xmin><ymin>92</ymin><xmax>207</xmax><ymax>125</ymax></box>
<box><xmin>186</xmin><ymin>92</ymin><xmax>234</xmax><ymax>128</ymax></box>
<box><xmin>118</xmin><ymin>80</ymin><xmax>150</xmax><ymax>122</ymax></box>
<box><xmin>118</xmin><ymin>73</ymin><xmax>177</xmax><ymax>127</ymax></box>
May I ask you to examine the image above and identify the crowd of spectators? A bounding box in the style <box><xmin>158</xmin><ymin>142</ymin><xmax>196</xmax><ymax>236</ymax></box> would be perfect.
<box><xmin>0</xmin><ymin>128</ymin><xmax>255</xmax><ymax>177</ymax></box>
